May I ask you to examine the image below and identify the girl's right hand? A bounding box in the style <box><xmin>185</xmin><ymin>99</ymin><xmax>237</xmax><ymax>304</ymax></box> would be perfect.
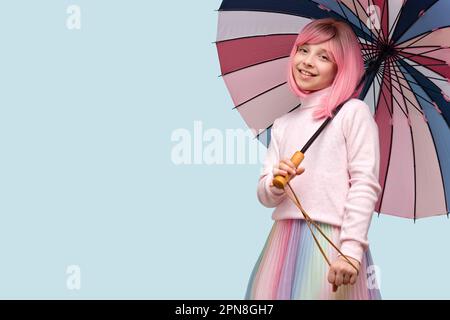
<box><xmin>269</xmin><ymin>159</ymin><xmax>306</xmax><ymax>188</ymax></box>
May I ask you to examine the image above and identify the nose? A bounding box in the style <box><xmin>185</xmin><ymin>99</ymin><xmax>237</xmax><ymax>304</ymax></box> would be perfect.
<box><xmin>302</xmin><ymin>53</ymin><xmax>314</xmax><ymax>67</ymax></box>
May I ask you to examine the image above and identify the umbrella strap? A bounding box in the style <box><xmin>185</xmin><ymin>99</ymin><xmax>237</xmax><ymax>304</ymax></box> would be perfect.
<box><xmin>285</xmin><ymin>182</ymin><xmax>359</xmax><ymax>275</ymax></box>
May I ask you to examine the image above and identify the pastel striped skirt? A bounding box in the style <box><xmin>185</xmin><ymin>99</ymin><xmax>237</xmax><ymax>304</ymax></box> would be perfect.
<box><xmin>245</xmin><ymin>219</ymin><xmax>381</xmax><ymax>300</ymax></box>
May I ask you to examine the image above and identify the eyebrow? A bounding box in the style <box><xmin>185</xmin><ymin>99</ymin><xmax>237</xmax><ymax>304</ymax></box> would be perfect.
<box><xmin>300</xmin><ymin>45</ymin><xmax>330</xmax><ymax>55</ymax></box>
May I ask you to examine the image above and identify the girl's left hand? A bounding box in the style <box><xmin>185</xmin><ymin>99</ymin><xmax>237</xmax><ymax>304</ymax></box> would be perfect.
<box><xmin>327</xmin><ymin>256</ymin><xmax>360</xmax><ymax>292</ymax></box>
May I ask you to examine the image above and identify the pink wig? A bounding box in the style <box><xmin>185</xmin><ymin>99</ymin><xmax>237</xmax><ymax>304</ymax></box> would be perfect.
<box><xmin>287</xmin><ymin>18</ymin><xmax>365</xmax><ymax>120</ymax></box>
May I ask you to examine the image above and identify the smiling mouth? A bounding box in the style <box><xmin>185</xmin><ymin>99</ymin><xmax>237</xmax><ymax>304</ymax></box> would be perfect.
<box><xmin>299</xmin><ymin>69</ymin><xmax>317</xmax><ymax>77</ymax></box>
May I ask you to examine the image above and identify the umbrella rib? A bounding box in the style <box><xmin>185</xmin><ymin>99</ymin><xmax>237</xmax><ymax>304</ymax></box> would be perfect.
<box><xmin>396</xmin><ymin>46</ymin><xmax>448</xmax><ymax>63</ymax></box>
<box><xmin>351</xmin><ymin>0</ymin><xmax>376</xmax><ymax>46</ymax></box>
<box><xmin>220</xmin><ymin>55</ymin><xmax>289</xmax><ymax>77</ymax></box>
<box><xmin>254</xmin><ymin>103</ymin><xmax>302</xmax><ymax>140</ymax></box>
<box><xmin>390</xmin><ymin>62</ymin><xmax>415</xmax><ymax>107</ymax></box>
<box><xmin>361</xmin><ymin>46</ymin><xmax>378</xmax><ymax>54</ymax></box>
<box><xmin>366</xmin><ymin>64</ymin><xmax>385</xmax><ymax>119</ymax></box>
<box><xmin>391</xmin><ymin>59</ymin><xmax>419</xmax><ymax>221</ymax></box>
<box><xmin>233</xmin><ymin>81</ymin><xmax>287</xmax><ymax>109</ymax></box>
<box><xmin>374</xmin><ymin>60</ymin><xmax>395</xmax><ymax>217</ymax></box>
<box><xmin>385</xmin><ymin>67</ymin><xmax>445</xmax><ymax>95</ymax></box>
<box><xmin>363</xmin><ymin>49</ymin><xmax>446</xmax><ymax>68</ymax></box>
<box><xmin>380</xmin><ymin>0</ymin><xmax>389</xmax><ymax>42</ymax></box>
<box><xmin>387</xmin><ymin>0</ymin><xmax>406</xmax><ymax>41</ymax></box>
<box><xmin>397</xmin><ymin>47</ymin><xmax>448</xmax><ymax>61</ymax></box>
<box><xmin>388</xmin><ymin>59</ymin><xmax>435</xmax><ymax>114</ymax></box>
<box><xmin>382</xmin><ymin>0</ymin><xmax>390</xmax><ymax>50</ymax></box>
<box><xmin>311</xmin><ymin>0</ymin><xmax>380</xmax><ymax>48</ymax></box>
<box><xmin>396</xmin><ymin>44</ymin><xmax>442</xmax><ymax>49</ymax></box>
<box><xmin>360</xmin><ymin>41</ymin><xmax>381</xmax><ymax>59</ymax></box>
<box><xmin>391</xmin><ymin>0</ymin><xmax>440</xmax><ymax>44</ymax></box>
<box><xmin>372</xmin><ymin>68</ymin><xmax>377</xmax><ymax>112</ymax></box>
<box><xmin>395</xmin><ymin>29</ymin><xmax>436</xmax><ymax>48</ymax></box>
<box><xmin>217</xmin><ymin>7</ymin><xmax>315</xmax><ymax>21</ymax></box>
<box><xmin>333</xmin><ymin>0</ymin><xmax>377</xmax><ymax>58</ymax></box>
<box><xmin>361</xmin><ymin>61</ymin><xmax>400</xmax><ymax>219</ymax></box>
<box><xmin>361</xmin><ymin>46</ymin><xmax>380</xmax><ymax>57</ymax></box>
<box><xmin>391</xmin><ymin>59</ymin><xmax>450</xmax><ymax>220</ymax></box>
<box><xmin>220</xmin><ymin>6</ymin><xmax>374</xmax><ymax>44</ymax></box>
<box><xmin>353</xmin><ymin>0</ymin><xmax>386</xmax><ymax>43</ymax></box>
<box><xmin>405</xmin><ymin>73</ymin><xmax>448</xmax><ymax>82</ymax></box>
<box><xmin>391</xmin><ymin>63</ymin><xmax>445</xmax><ymax>115</ymax></box>
<box><xmin>387</xmin><ymin>60</ymin><xmax>449</xmax><ymax>82</ymax></box>
<box><xmin>369</xmin><ymin>69</ymin><xmax>391</xmax><ymax>118</ymax></box>
<box><xmin>395</xmin><ymin>24</ymin><xmax>450</xmax><ymax>47</ymax></box>
<box><xmin>374</xmin><ymin>59</ymin><xmax>408</xmax><ymax>118</ymax></box>
<box><xmin>361</xmin><ymin>44</ymin><xmax>378</xmax><ymax>52</ymax></box>
<box><xmin>362</xmin><ymin>42</ymin><xmax>381</xmax><ymax>64</ymax></box>
<box><xmin>214</xmin><ymin>32</ymin><xmax>298</xmax><ymax>45</ymax></box>
<box><xmin>333</xmin><ymin>0</ymin><xmax>364</xmax><ymax>43</ymax></box>
<box><xmin>362</xmin><ymin>49</ymin><xmax>381</xmax><ymax>60</ymax></box>
<box><xmin>407</xmin><ymin>63</ymin><xmax>449</xmax><ymax>68</ymax></box>
<box><xmin>419</xmin><ymin>75</ymin><xmax>448</xmax><ymax>82</ymax></box>
<box><xmin>361</xmin><ymin>48</ymin><xmax>376</xmax><ymax>56</ymax></box>
<box><xmin>372</xmin><ymin>66</ymin><xmax>393</xmax><ymax>118</ymax></box>
<box><xmin>371</xmin><ymin>64</ymin><xmax>385</xmax><ymax>108</ymax></box>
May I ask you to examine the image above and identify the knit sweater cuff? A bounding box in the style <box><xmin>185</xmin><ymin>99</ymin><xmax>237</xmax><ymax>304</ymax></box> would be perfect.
<box><xmin>339</xmin><ymin>240</ymin><xmax>364</xmax><ymax>264</ymax></box>
<box><xmin>266</xmin><ymin>174</ymin><xmax>285</xmax><ymax>196</ymax></box>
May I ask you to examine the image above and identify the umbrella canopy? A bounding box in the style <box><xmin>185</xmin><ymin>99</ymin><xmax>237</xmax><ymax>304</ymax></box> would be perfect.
<box><xmin>215</xmin><ymin>0</ymin><xmax>450</xmax><ymax>220</ymax></box>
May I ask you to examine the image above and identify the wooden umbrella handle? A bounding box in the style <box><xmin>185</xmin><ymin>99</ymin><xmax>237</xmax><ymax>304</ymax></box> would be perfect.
<box><xmin>272</xmin><ymin>151</ymin><xmax>305</xmax><ymax>189</ymax></box>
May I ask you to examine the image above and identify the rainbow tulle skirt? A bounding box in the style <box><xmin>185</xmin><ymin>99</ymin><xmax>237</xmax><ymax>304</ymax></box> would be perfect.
<box><xmin>245</xmin><ymin>219</ymin><xmax>381</xmax><ymax>300</ymax></box>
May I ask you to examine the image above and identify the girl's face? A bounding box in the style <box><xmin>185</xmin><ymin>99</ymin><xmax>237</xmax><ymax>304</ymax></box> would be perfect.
<box><xmin>292</xmin><ymin>41</ymin><xmax>338</xmax><ymax>92</ymax></box>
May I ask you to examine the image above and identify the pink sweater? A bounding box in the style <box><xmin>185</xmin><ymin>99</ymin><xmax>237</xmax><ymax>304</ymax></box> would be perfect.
<box><xmin>257</xmin><ymin>86</ymin><xmax>381</xmax><ymax>263</ymax></box>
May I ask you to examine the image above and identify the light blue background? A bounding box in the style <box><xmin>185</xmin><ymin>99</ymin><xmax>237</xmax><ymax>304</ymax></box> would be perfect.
<box><xmin>0</xmin><ymin>0</ymin><xmax>448</xmax><ymax>299</ymax></box>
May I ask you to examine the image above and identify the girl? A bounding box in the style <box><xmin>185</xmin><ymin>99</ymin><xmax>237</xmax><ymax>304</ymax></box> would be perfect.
<box><xmin>245</xmin><ymin>18</ymin><xmax>382</xmax><ymax>300</ymax></box>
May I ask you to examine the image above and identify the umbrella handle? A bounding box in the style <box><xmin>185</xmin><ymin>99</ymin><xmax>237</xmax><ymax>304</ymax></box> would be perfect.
<box><xmin>272</xmin><ymin>151</ymin><xmax>304</xmax><ymax>189</ymax></box>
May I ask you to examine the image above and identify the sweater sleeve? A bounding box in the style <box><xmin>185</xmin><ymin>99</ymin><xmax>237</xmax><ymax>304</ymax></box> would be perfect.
<box><xmin>256</xmin><ymin>119</ymin><xmax>287</xmax><ymax>208</ymax></box>
<box><xmin>339</xmin><ymin>100</ymin><xmax>382</xmax><ymax>263</ymax></box>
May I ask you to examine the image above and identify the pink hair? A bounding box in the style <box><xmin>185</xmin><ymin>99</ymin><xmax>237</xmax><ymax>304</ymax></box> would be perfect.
<box><xmin>287</xmin><ymin>18</ymin><xmax>365</xmax><ymax>120</ymax></box>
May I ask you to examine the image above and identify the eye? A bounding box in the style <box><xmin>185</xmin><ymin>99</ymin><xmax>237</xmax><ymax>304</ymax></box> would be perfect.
<box><xmin>320</xmin><ymin>55</ymin><xmax>329</xmax><ymax>61</ymax></box>
<box><xmin>298</xmin><ymin>47</ymin><xmax>307</xmax><ymax>54</ymax></box>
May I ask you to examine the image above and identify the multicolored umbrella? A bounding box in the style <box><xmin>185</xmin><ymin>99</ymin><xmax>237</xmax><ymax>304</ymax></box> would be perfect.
<box><xmin>215</xmin><ymin>0</ymin><xmax>450</xmax><ymax>221</ymax></box>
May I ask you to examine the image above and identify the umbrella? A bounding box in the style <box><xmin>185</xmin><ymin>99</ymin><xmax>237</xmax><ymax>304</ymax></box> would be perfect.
<box><xmin>215</xmin><ymin>0</ymin><xmax>450</xmax><ymax>221</ymax></box>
